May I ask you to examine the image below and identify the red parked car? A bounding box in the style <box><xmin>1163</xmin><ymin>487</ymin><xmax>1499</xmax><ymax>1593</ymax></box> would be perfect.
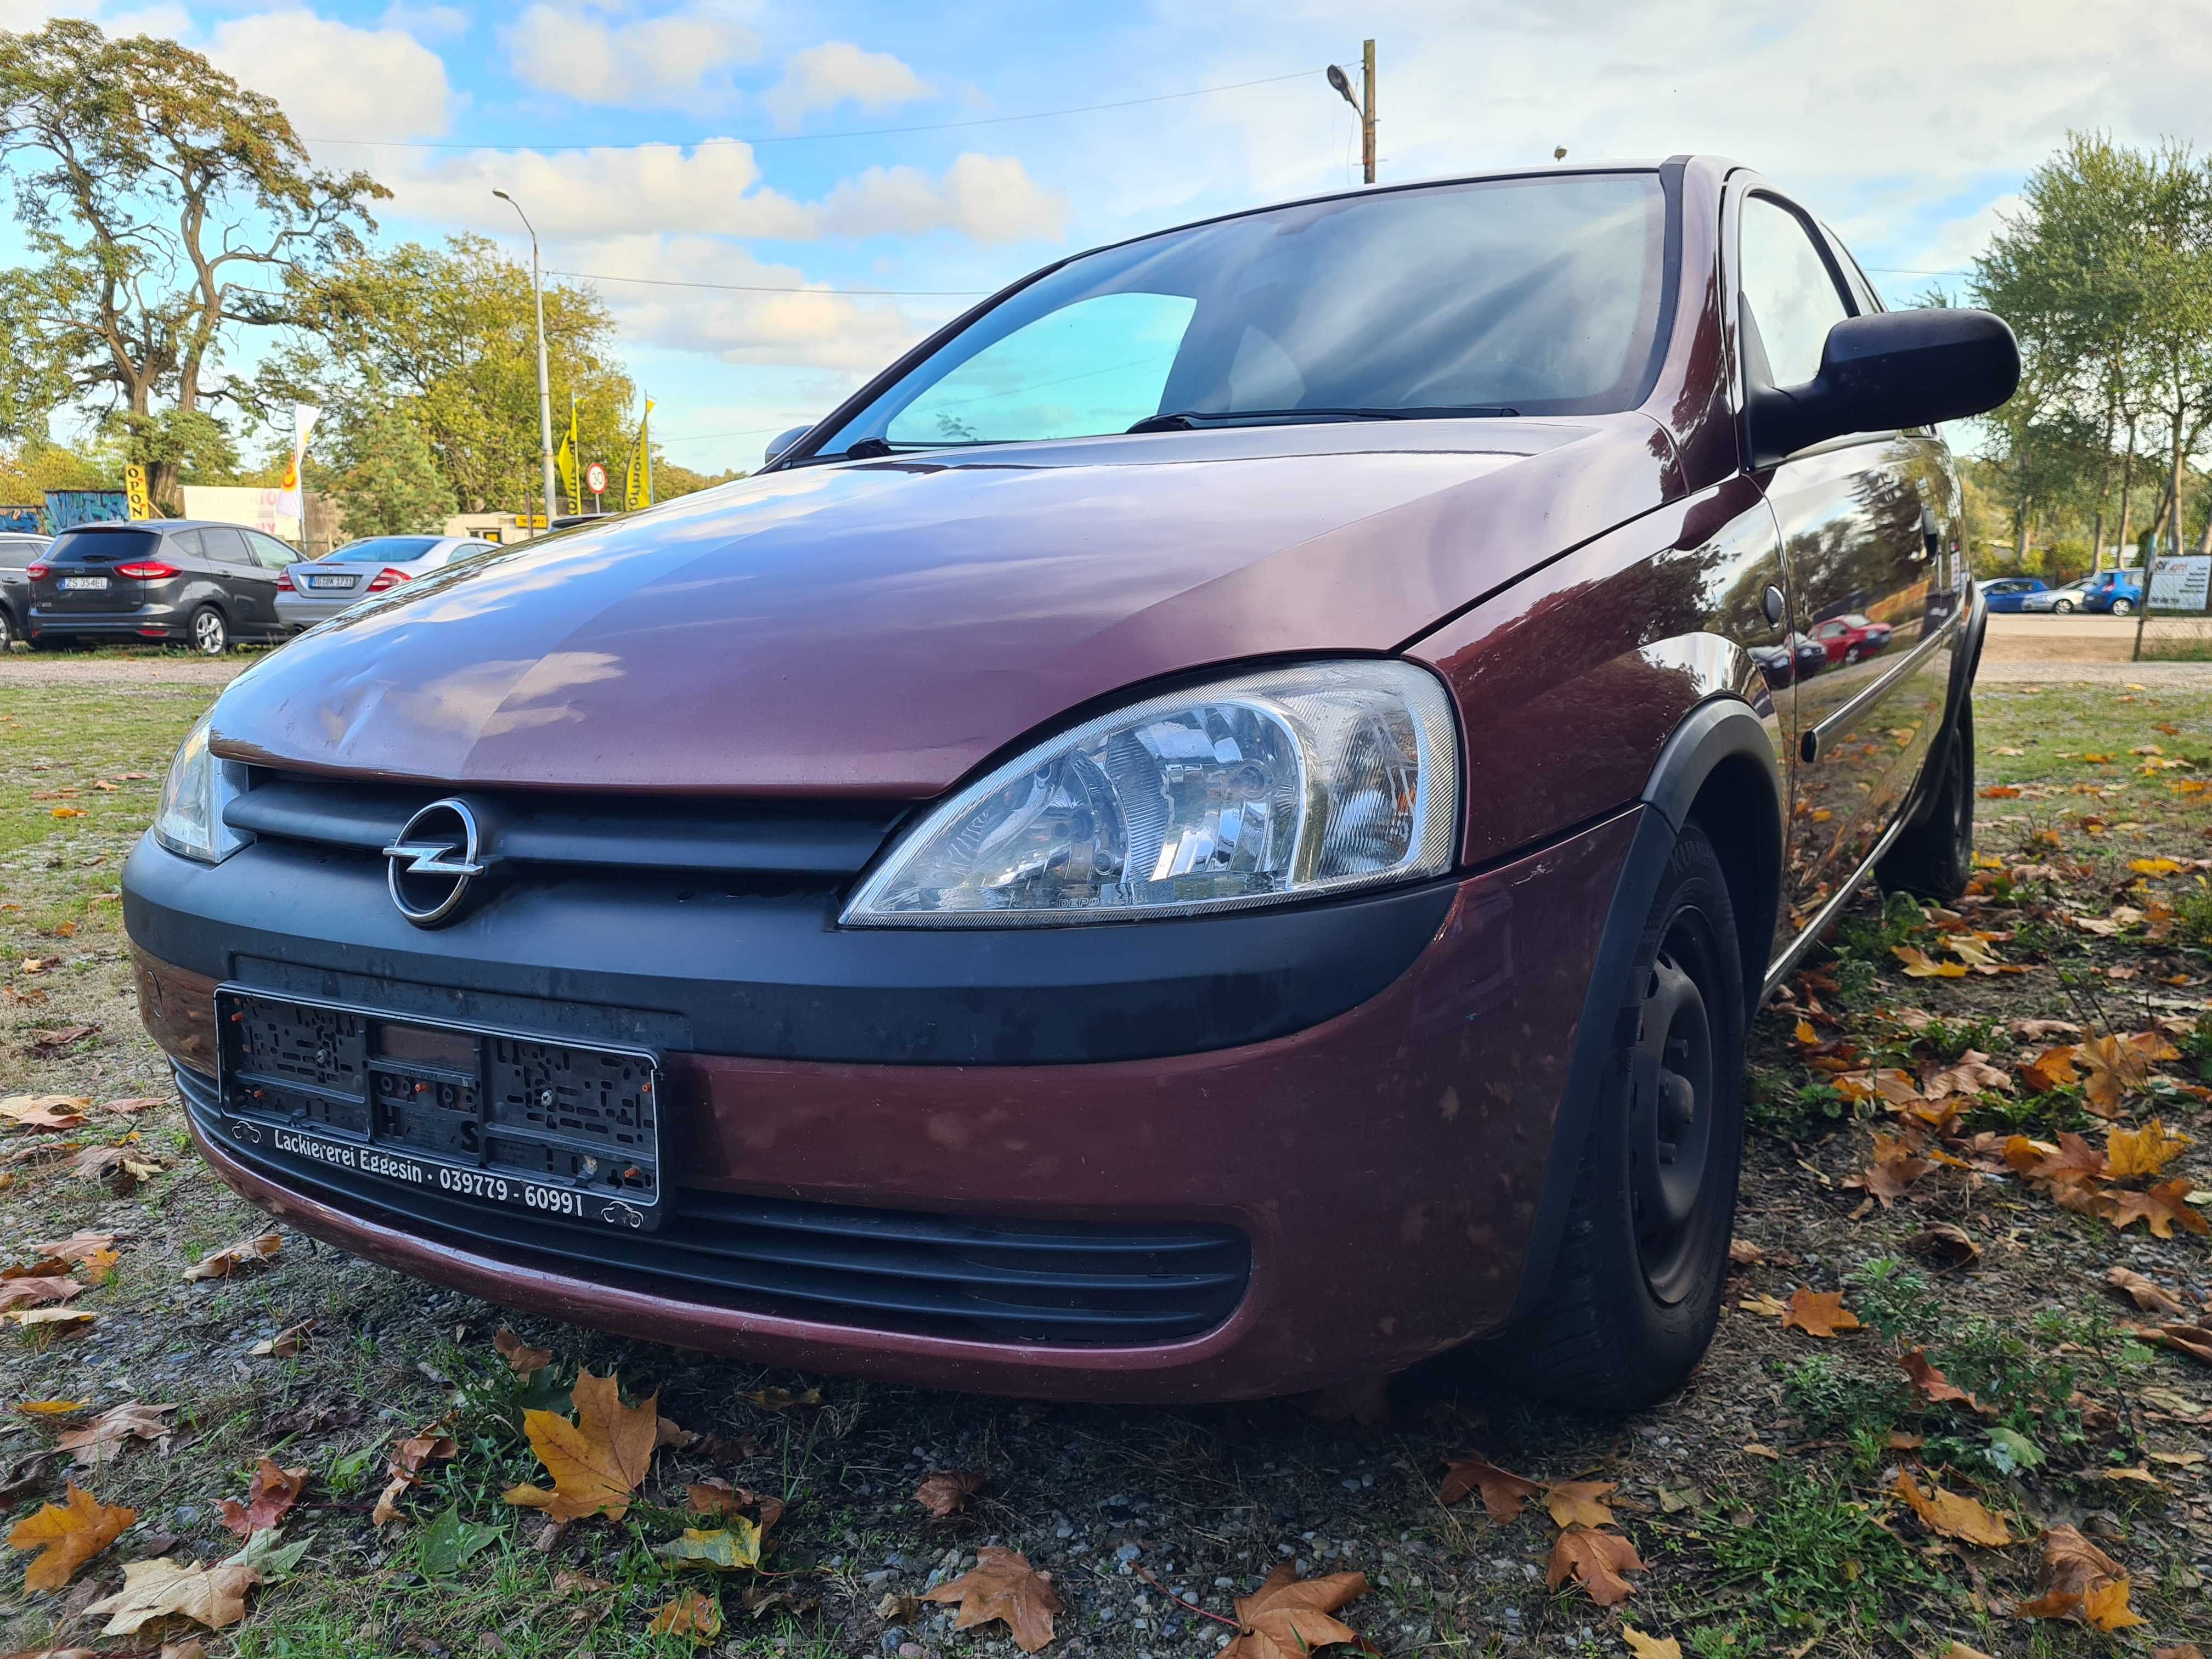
<box><xmin>123</xmin><ymin>158</ymin><xmax>2016</xmax><ymax>1410</ymax></box>
<box><xmin>1809</xmin><ymin>612</ymin><xmax>1894</xmax><ymax>665</ymax></box>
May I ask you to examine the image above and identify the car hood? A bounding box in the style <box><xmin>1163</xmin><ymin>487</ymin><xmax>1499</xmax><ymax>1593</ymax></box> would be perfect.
<box><xmin>212</xmin><ymin>415</ymin><xmax>1677</xmax><ymax>796</ymax></box>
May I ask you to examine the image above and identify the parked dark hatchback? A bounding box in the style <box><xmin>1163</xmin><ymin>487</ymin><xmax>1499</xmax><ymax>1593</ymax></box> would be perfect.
<box><xmin>0</xmin><ymin>529</ymin><xmax>49</xmax><ymax>651</ymax></box>
<box><xmin>27</xmin><ymin>518</ymin><xmax>301</xmax><ymax>653</ymax></box>
<box><xmin>123</xmin><ymin>159</ymin><xmax>2018</xmax><ymax>1409</ymax></box>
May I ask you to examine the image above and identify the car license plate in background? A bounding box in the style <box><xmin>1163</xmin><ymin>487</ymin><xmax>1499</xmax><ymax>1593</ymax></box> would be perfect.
<box><xmin>60</xmin><ymin>575</ymin><xmax>108</xmax><ymax>590</ymax></box>
<box><xmin>212</xmin><ymin>987</ymin><xmax>663</xmax><ymax>1232</ymax></box>
<box><xmin>307</xmin><ymin>574</ymin><xmax>354</xmax><ymax>589</ymax></box>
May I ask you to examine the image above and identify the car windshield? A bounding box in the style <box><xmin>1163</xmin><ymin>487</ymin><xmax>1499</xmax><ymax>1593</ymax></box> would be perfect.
<box><xmin>809</xmin><ymin>172</ymin><xmax>1669</xmax><ymax>458</ymax></box>
<box><xmin>322</xmin><ymin>537</ymin><xmax>441</xmax><ymax>563</ymax></box>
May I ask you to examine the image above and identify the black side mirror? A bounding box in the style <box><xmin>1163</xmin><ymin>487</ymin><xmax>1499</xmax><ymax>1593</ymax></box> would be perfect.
<box><xmin>1747</xmin><ymin>308</ymin><xmax>2018</xmax><ymax>469</ymax></box>
<box><xmin>764</xmin><ymin>426</ymin><xmax>812</xmax><ymax>468</ymax></box>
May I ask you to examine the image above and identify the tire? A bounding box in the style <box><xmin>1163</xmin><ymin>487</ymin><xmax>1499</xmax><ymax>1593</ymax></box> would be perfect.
<box><xmin>1878</xmin><ymin>698</ymin><xmax>1974</xmax><ymax>902</ymax></box>
<box><xmin>0</xmin><ymin>607</ymin><xmax>14</xmax><ymax>651</ymax></box>
<box><xmin>2052</xmin><ymin>599</ymin><xmax>2075</xmax><ymax>613</ymax></box>
<box><xmin>1468</xmin><ymin>822</ymin><xmax>1746</xmax><ymax>1413</ymax></box>
<box><xmin>2111</xmin><ymin>597</ymin><xmax>2135</xmax><ymax>617</ymax></box>
<box><xmin>190</xmin><ymin>606</ymin><xmax>229</xmax><ymax>655</ymax></box>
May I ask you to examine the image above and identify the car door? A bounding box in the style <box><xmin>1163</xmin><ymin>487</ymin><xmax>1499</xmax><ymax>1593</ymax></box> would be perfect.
<box><xmin>199</xmin><ymin>525</ymin><xmax>279</xmax><ymax>635</ymax></box>
<box><xmin>1735</xmin><ymin>189</ymin><xmax>1956</xmax><ymax>941</ymax></box>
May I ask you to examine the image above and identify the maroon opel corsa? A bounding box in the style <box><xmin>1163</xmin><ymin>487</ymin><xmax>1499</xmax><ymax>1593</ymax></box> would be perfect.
<box><xmin>123</xmin><ymin>158</ymin><xmax>2016</xmax><ymax>1409</ymax></box>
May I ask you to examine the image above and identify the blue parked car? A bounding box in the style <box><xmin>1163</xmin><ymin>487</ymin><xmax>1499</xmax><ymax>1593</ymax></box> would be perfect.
<box><xmin>2083</xmin><ymin>571</ymin><xmax>2144</xmax><ymax>615</ymax></box>
<box><xmin>1981</xmin><ymin>576</ymin><xmax>2047</xmax><ymax>613</ymax></box>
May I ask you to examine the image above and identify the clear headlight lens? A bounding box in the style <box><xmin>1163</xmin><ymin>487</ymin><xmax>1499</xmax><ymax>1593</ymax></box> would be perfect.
<box><xmin>153</xmin><ymin>713</ymin><xmax>252</xmax><ymax>864</ymax></box>
<box><xmin>842</xmin><ymin>659</ymin><xmax>1458</xmax><ymax>927</ymax></box>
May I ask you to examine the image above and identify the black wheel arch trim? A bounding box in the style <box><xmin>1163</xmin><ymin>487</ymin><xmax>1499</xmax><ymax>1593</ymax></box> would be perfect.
<box><xmin>1902</xmin><ymin>584</ymin><xmax>1985</xmax><ymax>833</ymax></box>
<box><xmin>1505</xmin><ymin>693</ymin><xmax>1780</xmax><ymax>1325</ymax></box>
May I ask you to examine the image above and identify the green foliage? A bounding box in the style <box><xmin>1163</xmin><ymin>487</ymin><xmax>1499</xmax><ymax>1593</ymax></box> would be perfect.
<box><xmin>331</xmin><ymin>403</ymin><xmax>459</xmax><ymax>535</ymax></box>
<box><xmin>2179</xmin><ymin>880</ymin><xmax>2212</xmax><ymax>955</ymax></box>
<box><xmin>269</xmin><ymin>235</ymin><xmax>634</xmax><ymax>519</ymax></box>
<box><xmin>1780</xmin><ymin>1352</ymin><xmax>1905</xmax><ymax>1442</ymax></box>
<box><xmin>1747</xmin><ymin>1069</ymin><xmax>1858</xmax><ymax>1135</ymax></box>
<box><xmin>0</xmin><ymin>19</ymin><xmax>388</xmax><ymax>507</ymax></box>
<box><xmin>1707</xmin><ymin>1466</ymin><xmax>1926</xmax><ymax>1630</ymax></box>
<box><xmin>1844</xmin><ymin>1257</ymin><xmax>1940</xmax><ymax>1346</ymax></box>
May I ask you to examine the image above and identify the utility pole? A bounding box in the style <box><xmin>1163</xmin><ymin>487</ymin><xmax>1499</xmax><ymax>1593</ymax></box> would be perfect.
<box><xmin>493</xmin><ymin>189</ymin><xmax>558</xmax><ymax>537</ymax></box>
<box><xmin>1325</xmin><ymin>41</ymin><xmax>1377</xmax><ymax>185</ymax></box>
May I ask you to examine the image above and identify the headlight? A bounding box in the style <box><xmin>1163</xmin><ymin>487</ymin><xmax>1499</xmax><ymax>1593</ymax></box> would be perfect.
<box><xmin>842</xmin><ymin>659</ymin><xmax>1458</xmax><ymax>927</ymax></box>
<box><xmin>153</xmin><ymin>712</ymin><xmax>252</xmax><ymax>864</ymax></box>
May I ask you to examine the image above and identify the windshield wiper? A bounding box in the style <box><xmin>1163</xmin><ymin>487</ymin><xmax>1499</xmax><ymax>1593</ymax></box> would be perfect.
<box><xmin>1127</xmin><ymin>405</ymin><xmax>1519</xmax><ymax>433</ymax></box>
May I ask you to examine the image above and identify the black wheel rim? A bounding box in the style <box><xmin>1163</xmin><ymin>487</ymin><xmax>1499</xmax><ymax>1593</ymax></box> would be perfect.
<box><xmin>1627</xmin><ymin>908</ymin><xmax>1721</xmax><ymax>1304</ymax></box>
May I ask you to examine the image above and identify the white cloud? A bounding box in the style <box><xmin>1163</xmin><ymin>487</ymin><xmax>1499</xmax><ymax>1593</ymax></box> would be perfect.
<box><xmin>379</xmin><ymin>0</ymin><xmax>468</xmax><ymax>42</ymax></box>
<box><xmin>501</xmin><ymin>1</ymin><xmax>761</xmax><ymax>111</ymax></box>
<box><xmin>763</xmin><ymin>41</ymin><xmax>932</xmax><ymax>131</ymax></box>
<box><xmin>204</xmin><ymin>9</ymin><xmax>454</xmax><ymax>142</ymax></box>
<box><xmin>559</xmin><ymin>234</ymin><xmax>941</xmax><ymax>371</ymax></box>
<box><xmin>382</xmin><ymin>142</ymin><xmax>1068</xmax><ymax>246</ymax></box>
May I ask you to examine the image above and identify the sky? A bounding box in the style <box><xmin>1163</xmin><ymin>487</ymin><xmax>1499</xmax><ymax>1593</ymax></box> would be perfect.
<box><xmin>6</xmin><ymin>0</ymin><xmax>2212</xmax><ymax>475</ymax></box>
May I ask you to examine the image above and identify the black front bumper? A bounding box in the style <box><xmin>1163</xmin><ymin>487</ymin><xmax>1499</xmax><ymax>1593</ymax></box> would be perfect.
<box><xmin>123</xmin><ymin>831</ymin><xmax>1455</xmax><ymax>1066</ymax></box>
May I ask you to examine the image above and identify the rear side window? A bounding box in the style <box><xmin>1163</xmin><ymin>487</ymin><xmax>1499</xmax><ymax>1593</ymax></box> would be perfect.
<box><xmin>245</xmin><ymin>531</ymin><xmax>297</xmax><ymax>569</ymax></box>
<box><xmin>328</xmin><ymin>536</ymin><xmax>441</xmax><ymax>562</ymax></box>
<box><xmin>1739</xmin><ymin>195</ymin><xmax>1852</xmax><ymax>388</ymax></box>
<box><xmin>46</xmin><ymin>528</ymin><xmax>162</xmax><ymax>563</ymax></box>
<box><xmin>199</xmin><ymin>526</ymin><xmax>253</xmax><ymax>565</ymax></box>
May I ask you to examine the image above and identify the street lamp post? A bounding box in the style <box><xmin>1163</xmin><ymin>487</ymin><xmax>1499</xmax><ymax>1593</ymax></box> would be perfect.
<box><xmin>493</xmin><ymin>189</ymin><xmax>558</xmax><ymax>536</ymax></box>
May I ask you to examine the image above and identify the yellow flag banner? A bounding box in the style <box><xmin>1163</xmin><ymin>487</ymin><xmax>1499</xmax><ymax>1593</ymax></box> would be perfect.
<box><xmin>555</xmin><ymin>400</ymin><xmax>580</xmax><ymax>516</ymax></box>
<box><xmin>123</xmin><ymin>465</ymin><xmax>151</xmax><ymax>520</ymax></box>
<box><xmin>624</xmin><ymin>398</ymin><xmax>654</xmax><ymax>511</ymax></box>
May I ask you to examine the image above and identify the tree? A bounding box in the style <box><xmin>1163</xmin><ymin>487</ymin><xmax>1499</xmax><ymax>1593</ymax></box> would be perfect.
<box><xmin>272</xmin><ymin>235</ymin><xmax>637</xmax><ymax>520</ymax></box>
<box><xmin>0</xmin><ymin>19</ymin><xmax>388</xmax><ymax>509</ymax></box>
<box><xmin>330</xmin><ymin>404</ymin><xmax>458</xmax><ymax>537</ymax></box>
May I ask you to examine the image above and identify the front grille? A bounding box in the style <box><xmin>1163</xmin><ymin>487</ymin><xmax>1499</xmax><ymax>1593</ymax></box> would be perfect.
<box><xmin>178</xmin><ymin>1065</ymin><xmax>1249</xmax><ymax>1346</ymax></box>
<box><xmin>224</xmin><ymin>772</ymin><xmax>905</xmax><ymax>881</ymax></box>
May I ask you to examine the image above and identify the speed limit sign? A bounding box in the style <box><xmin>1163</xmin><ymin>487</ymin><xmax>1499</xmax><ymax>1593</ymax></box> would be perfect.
<box><xmin>584</xmin><ymin>461</ymin><xmax>608</xmax><ymax>496</ymax></box>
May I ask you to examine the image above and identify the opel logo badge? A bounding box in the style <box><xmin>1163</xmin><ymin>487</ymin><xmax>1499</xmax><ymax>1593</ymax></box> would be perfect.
<box><xmin>383</xmin><ymin>798</ymin><xmax>490</xmax><ymax>927</ymax></box>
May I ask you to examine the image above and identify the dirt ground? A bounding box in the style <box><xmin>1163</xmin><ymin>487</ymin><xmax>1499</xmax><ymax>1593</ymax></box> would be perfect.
<box><xmin>3</xmin><ymin>652</ymin><xmax>2211</xmax><ymax>1659</ymax></box>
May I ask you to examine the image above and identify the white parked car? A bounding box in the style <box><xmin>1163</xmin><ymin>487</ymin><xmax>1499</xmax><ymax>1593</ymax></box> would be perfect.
<box><xmin>276</xmin><ymin>535</ymin><xmax>498</xmax><ymax>630</ymax></box>
<box><xmin>2017</xmin><ymin>576</ymin><xmax>2094</xmax><ymax>613</ymax></box>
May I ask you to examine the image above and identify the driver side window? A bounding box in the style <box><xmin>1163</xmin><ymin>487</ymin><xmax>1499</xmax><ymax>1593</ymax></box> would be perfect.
<box><xmin>1739</xmin><ymin>195</ymin><xmax>1852</xmax><ymax>390</ymax></box>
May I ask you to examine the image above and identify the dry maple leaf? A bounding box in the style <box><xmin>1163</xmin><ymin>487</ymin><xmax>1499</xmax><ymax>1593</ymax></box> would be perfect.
<box><xmin>84</xmin><ymin>1556</ymin><xmax>260</xmax><ymax>1635</ymax></box>
<box><xmin>1780</xmin><ymin>1287</ymin><xmax>1859</xmax><ymax>1339</ymax></box>
<box><xmin>502</xmin><ymin>1368</ymin><xmax>659</xmax><ymax>1522</ymax></box>
<box><xmin>2106</xmin><ymin>1178</ymin><xmax>2210</xmax><ymax>1239</ymax></box>
<box><xmin>2107</xmin><ymin>1121</ymin><xmax>2190</xmax><ymax>1180</ymax></box>
<box><xmin>69</xmin><ymin>1143</ymin><xmax>163</xmax><ymax>1191</ymax></box>
<box><xmin>1891</xmin><ymin>1470</ymin><xmax>2012</xmax><ymax>1547</ymax></box>
<box><xmin>648</xmin><ymin>1587</ymin><xmax>724</xmax><ymax>1640</ymax></box>
<box><xmin>1901</xmin><ymin>1349</ymin><xmax>1983</xmax><ymax>1412</ymax></box>
<box><xmin>1216</xmin><ymin>1562</ymin><xmax>1366</xmax><ymax>1659</ymax></box>
<box><xmin>493</xmin><ymin>1327</ymin><xmax>554</xmax><ymax>1378</ymax></box>
<box><xmin>1544</xmin><ymin>1481</ymin><xmax>1617</xmax><ymax>1530</ymax></box>
<box><xmin>55</xmin><ymin>1402</ymin><xmax>176</xmax><ymax>1466</ymax></box>
<box><xmin>1853</xmin><ymin>1135</ymin><xmax>1932</xmax><ymax>1206</ymax></box>
<box><xmin>1904</xmin><ymin>1223</ymin><xmax>1979</xmax><ymax>1270</ymax></box>
<box><xmin>1438</xmin><ymin>1454</ymin><xmax>1542</xmax><ymax>1523</ymax></box>
<box><xmin>33</xmin><ymin>1231</ymin><xmax>117</xmax><ymax>1265</ymax></box>
<box><xmin>16</xmin><ymin>1398</ymin><xmax>89</xmax><ymax>1417</ymax></box>
<box><xmin>216</xmin><ymin>1458</ymin><xmax>307</xmax><ymax>1538</ymax></box>
<box><xmin>0</xmin><ymin>1275</ymin><xmax>84</xmax><ymax>1312</ymax></box>
<box><xmin>4</xmin><ymin>1306</ymin><xmax>95</xmax><ymax>1335</ymax></box>
<box><xmin>1547</xmin><ymin>1527</ymin><xmax>1642</xmax><ymax>1605</ymax></box>
<box><xmin>1924</xmin><ymin>1051</ymin><xmax>2013</xmax><ymax>1098</ymax></box>
<box><xmin>2017</xmin><ymin>1525</ymin><xmax>2146</xmax><ymax>1631</ymax></box>
<box><xmin>182</xmin><ymin>1233</ymin><xmax>280</xmax><ymax>1282</ymax></box>
<box><xmin>686</xmin><ymin>1478</ymin><xmax>784</xmax><ymax>1534</ymax></box>
<box><xmin>2076</xmin><ymin>1032</ymin><xmax>2175</xmax><ymax>1117</ymax></box>
<box><xmin>2017</xmin><ymin>1045</ymin><xmax>2081</xmax><ymax>1094</ymax></box>
<box><xmin>924</xmin><ymin>1545</ymin><xmax>1065</xmax><ymax>1655</ymax></box>
<box><xmin>1622</xmin><ymin>1632</ymin><xmax>1682</xmax><ymax>1659</ymax></box>
<box><xmin>100</xmin><ymin>1097</ymin><xmax>165</xmax><ymax>1117</ymax></box>
<box><xmin>2142</xmin><ymin>1323</ymin><xmax>2212</xmax><ymax>1365</ymax></box>
<box><xmin>2105</xmin><ymin>1266</ymin><xmax>2190</xmax><ymax>1318</ymax></box>
<box><xmin>6</xmin><ymin>1481</ymin><xmax>136</xmax><ymax>1590</ymax></box>
<box><xmin>0</xmin><ymin>1094</ymin><xmax>90</xmax><ymax>1132</ymax></box>
<box><xmin>372</xmin><ymin>1415</ymin><xmax>458</xmax><ymax>1526</ymax></box>
<box><xmin>1892</xmin><ymin>945</ymin><xmax>1968</xmax><ymax>978</ymax></box>
<box><xmin>914</xmin><ymin>1469</ymin><xmax>985</xmax><ymax>1517</ymax></box>
<box><xmin>250</xmin><ymin>1321</ymin><xmax>317</xmax><ymax>1358</ymax></box>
